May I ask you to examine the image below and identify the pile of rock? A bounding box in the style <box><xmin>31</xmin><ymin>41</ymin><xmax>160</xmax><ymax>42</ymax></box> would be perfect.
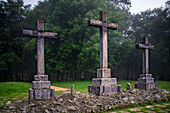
<box><xmin>0</xmin><ymin>89</ymin><xmax>169</xmax><ymax>113</ymax></box>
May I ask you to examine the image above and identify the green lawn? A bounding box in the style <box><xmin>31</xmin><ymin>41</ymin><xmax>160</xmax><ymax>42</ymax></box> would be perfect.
<box><xmin>52</xmin><ymin>80</ymin><xmax>170</xmax><ymax>93</ymax></box>
<box><xmin>0</xmin><ymin>80</ymin><xmax>170</xmax><ymax>108</ymax></box>
<box><xmin>0</xmin><ymin>82</ymin><xmax>31</xmax><ymax>107</ymax></box>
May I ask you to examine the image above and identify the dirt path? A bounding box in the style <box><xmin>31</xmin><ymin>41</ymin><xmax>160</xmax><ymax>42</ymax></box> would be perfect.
<box><xmin>51</xmin><ymin>85</ymin><xmax>70</xmax><ymax>91</ymax></box>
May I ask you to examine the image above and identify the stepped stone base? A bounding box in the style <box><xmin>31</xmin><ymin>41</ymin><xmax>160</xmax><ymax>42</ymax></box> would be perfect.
<box><xmin>135</xmin><ymin>74</ymin><xmax>157</xmax><ymax>90</ymax></box>
<box><xmin>88</xmin><ymin>78</ymin><xmax>121</xmax><ymax>95</ymax></box>
<box><xmin>29</xmin><ymin>75</ymin><xmax>55</xmax><ymax>100</ymax></box>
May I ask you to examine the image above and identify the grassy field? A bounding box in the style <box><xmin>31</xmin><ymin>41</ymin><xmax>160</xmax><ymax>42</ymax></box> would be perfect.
<box><xmin>0</xmin><ymin>80</ymin><xmax>170</xmax><ymax>109</ymax></box>
<box><xmin>52</xmin><ymin>80</ymin><xmax>170</xmax><ymax>93</ymax></box>
<box><xmin>0</xmin><ymin>82</ymin><xmax>31</xmax><ymax>107</ymax></box>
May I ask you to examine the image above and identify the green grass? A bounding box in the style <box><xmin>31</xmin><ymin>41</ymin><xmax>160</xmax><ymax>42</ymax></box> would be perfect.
<box><xmin>51</xmin><ymin>80</ymin><xmax>137</xmax><ymax>93</ymax></box>
<box><xmin>0</xmin><ymin>82</ymin><xmax>31</xmax><ymax>107</ymax></box>
<box><xmin>156</xmin><ymin>81</ymin><xmax>170</xmax><ymax>91</ymax></box>
<box><xmin>52</xmin><ymin>80</ymin><xmax>92</xmax><ymax>93</ymax></box>
<box><xmin>51</xmin><ymin>80</ymin><xmax>170</xmax><ymax>93</ymax></box>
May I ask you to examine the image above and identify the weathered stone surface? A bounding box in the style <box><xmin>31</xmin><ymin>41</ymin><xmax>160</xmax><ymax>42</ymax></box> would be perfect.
<box><xmin>32</xmin><ymin>81</ymin><xmax>50</xmax><ymax>89</ymax></box>
<box><xmin>51</xmin><ymin>89</ymin><xmax>55</xmax><ymax>98</ymax></box>
<box><xmin>117</xmin><ymin>85</ymin><xmax>121</xmax><ymax>93</ymax></box>
<box><xmin>126</xmin><ymin>82</ymin><xmax>132</xmax><ymax>90</ymax></box>
<box><xmin>92</xmin><ymin>78</ymin><xmax>117</xmax><ymax>86</ymax></box>
<box><xmin>34</xmin><ymin>89</ymin><xmax>51</xmax><ymax>100</ymax></box>
<box><xmin>139</xmin><ymin>74</ymin><xmax>152</xmax><ymax>78</ymax></box>
<box><xmin>34</xmin><ymin>75</ymin><xmax>48</xmax><ymax>81</ymax></box>
<box><xmin>97</xmin><ymin>68</ymin><xmax>111</xmax><ymax>78</ymax></box>
<box><xmin>135</xmin><ymin>82</ymin><xmax>157</xmax><ymax>90</ymax></box>
<box><xmin>88</xmin><ymin>85</ymin><xmax>118</xmax><ymax>95</ymax></box>
<box><xmin>29</xmin><ymin>88</ymin><xmax>34</xmax><ymax>100</ymax></box>
<box><xmin>138</xmin><ymin>78</ymin><xmax>154</xmax><ymax>84</ymax></box>
<box><xmin>89</xmin><ymin>86</ymin><xmax>104</xmax><ymax>95</ymax></box>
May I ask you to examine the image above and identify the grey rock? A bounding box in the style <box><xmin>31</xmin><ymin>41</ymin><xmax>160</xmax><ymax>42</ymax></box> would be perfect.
<box><xmin>68</xmin><ymin>106</ymin><xmax>76</xmax><ymax>111</ymax></box>
<box><xmin>123</xmin><ymin>97</ymin><xmax>128</xmax><ymax>101</ymax></box>
<box><xmin>155</xmin><ymin>94</ymin><xmax>161</xmax><ymax>102</ymax></box>
<box><xmin>126</xmin><ymin>82</ymin><xmax>132</xmax><ymax>90</ymax></box>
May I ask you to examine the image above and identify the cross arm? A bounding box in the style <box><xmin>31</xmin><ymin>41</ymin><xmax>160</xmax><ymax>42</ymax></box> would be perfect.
<box><xmin>88</xmin><ymin>20</ymin><xmax>102</xmax><ymax>27</ymax></box>
<box><xmin>88</xmin><ymin>20</ymin><xmax>118</xmax><ymax>30</ymax></box>
<box><xmin>22</xmin><ymin>29</ymin><xmax>58</xmax><ymax>39</ymax></box>
<box><xmin>136</xmin><ymin>43</ymin><xmax>155</xmax><ymax>50</ymax></box>
<box><xmin>107</xmin><ymin>23</ymin><xmax>118</xmax><ymax>30</ymax></box>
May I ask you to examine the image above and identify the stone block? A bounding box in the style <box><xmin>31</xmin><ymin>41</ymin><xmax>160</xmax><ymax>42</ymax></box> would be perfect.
<box><xmin>138</xmin><ymin>78</ymin><xmax>154</xmax><ymax>84</ymax></box>
<box><xmin>139</xmin><ymin>74</ymin><xmax>152</xmax><ymax>79</ymax></box>
<box><xmin>88</xmin><ymin>85</ymin><xmax>119</xmax><ymax>95</ymax></box>
<box><xmin>97</xmin><ymin>68</ymin><xmax>111</xmax><ymax>78</ymax></box>
<box><xmin>147</xmin><ymin>83</ymin><xmax>157</xmax><ymax>90</ymax></box>
<box><xmin>29</xmin><ymin>88</ymin><xmax>34</xmax><ymax>100</ymax></box>
<box><xmin>88</xmin><ymin>86</ymin><xmax>104</xmax><ymax>95</ymax></box>
<box><xmin>51</xmin><ymin>88</ymin><xmax>55</xmax><ymax>98</ymax></box>
<box><xmin>88</xmin><ymin>85</ymin><xmax>92</xmax><ymax>93</ymax></box>
<box><xmin>103</xmin><ymin>85</ymin><xmax>118</xmax><ymax>94</ymax></box>
<box><xmin>135</xmin><ymin>83</ymin><xmax>157</xmax><ymax>90</ymax></box>
<box><xmin>117</xmin><ymin>85</ymin><xmax>121</xmax><ymax>93</ymax></box>
<box><xmin>103</xmin><ymin>86</ymin><xmax>112</xmax><ymax>94</ymax></box>
<box><xmin>32</xmin><ymin>81</ymin><xmax>50</xmax><ymax>89</ymax></box>
<box><xmin>34</xmin><ymin>89</ymin><xmax>51</xmax><ymax>100</ymax></box>
<box><xmin>92</xmin><ymin>78</ymin><xmax>117</xmax><ymax>86</ymax></box>
<box><xmin>111</xmin><ymin>85</ymin><xmax>118</xmax><ymax>94</ymax></box>
<box><xmin>34</xmin><ymin>75</ymin><xmax>48</xmax><ymax>81</ymax></box>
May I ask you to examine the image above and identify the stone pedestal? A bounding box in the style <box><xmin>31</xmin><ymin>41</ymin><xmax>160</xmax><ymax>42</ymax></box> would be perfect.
<box><xmin>135</xmin><ymin>74</ymin><xmax>157</xmax><ymax>90</ymax></box>
<box><xmin>88</xmin><ymin>68</ymin><xmax>121</xmax><ymax>95</ymax></box>
<box><xmin>97</xmin><ymin>68</ymin><xmax>111</xmax><ymax>78</ymax></box>
<box><xmin>29</xmin><ymin>75</ymin><xmax>55</xmax><ymax>100</ymax></box>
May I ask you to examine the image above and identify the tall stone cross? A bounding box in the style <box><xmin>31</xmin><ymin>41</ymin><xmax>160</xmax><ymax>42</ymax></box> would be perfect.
<box><xmin>88</xmin><ymin>11</ymin><xmax>121</xmax><ymax>95</ymax></box>
<box><xmin>135</xmin><ymin>36</ymin><xmax>156</xmax><ymax>90</ymax></box>
<box><xmin>88</xmin><ymin>11</ymin><xmax>118</xmax><ymax>78</ymax></box>
<box><xmin>136</xmin><ymin>37</ymin><xmax>154</xmax><ymax>74</ymax></box>
<box><xmin>22</xmin><ymin>20</ymin><xmax>57</xmax><ymax>100</ymax></box>
<box><xmin>23</xmin><ymin>20</ymin><xmax>57</xmax><ymax>75</ymax></box>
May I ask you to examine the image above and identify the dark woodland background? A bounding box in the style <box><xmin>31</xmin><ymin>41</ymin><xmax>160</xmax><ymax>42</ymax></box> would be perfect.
<box><xmin>0</xmin><ymin>0</ymin><xmax>170</xmax><ymax>82</ymax></box>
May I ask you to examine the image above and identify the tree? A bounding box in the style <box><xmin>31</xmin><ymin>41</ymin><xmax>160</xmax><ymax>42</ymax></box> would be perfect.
<box><xmin>0</xmin><ymin>0</ymin><xmax>31</xmax><ymax>81</ymax></box>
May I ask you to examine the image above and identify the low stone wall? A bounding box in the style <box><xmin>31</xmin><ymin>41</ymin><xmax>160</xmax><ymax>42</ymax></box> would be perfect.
<box><xmin>0</xmin><ymin>89</ymin><xmax>169</xmax><ymax>113</ymax></box>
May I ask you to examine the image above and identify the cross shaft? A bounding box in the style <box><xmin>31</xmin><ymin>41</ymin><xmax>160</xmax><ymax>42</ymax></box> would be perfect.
<box><xmin>22</xmin><ymin>20</ymin><xmax>57</xmax><ymax>75</ymax></box>
<box><xmin>136</xmin><ymin>37</ymin><xmax>154</xmax><ymax>74</ymax></box>
<box><xmin>88</xmin><ymin>11</ymin><xmax>118</xmax><ymax>69</ymax></box>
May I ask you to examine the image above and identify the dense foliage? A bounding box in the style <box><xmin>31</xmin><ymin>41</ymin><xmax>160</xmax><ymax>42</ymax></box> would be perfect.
<box><xmin>0</xmin><ymin>0</ymin><xmax>169</xmax><ymax>81</ymax></box>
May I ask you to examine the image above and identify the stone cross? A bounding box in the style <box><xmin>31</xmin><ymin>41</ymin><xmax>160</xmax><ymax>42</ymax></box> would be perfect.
<box><xmin>88</xmin><ymin>11</ymin><xmax>118</xmax><ymax>69</ymax></box>
<box><xmin>23</xmin><ymin>20</ymin><xmax>57</xmax><ymax>75</ymax></box>
<box><xmin>136</xmin><ymin>37</ymin><xmax>154</xmax><ymax>74</ymax></box>
<box><xmin>22</xmin><ymin>20</ymin><xmax>57</xmax><ymax>100</ymax></box>
<box><xmin>88</xmin><ymin>11</ymin><xmax>121</xmax><ymax>95</ymax></box>
<box><xmin>135</xmin><ymin>36</ymin><xmax>156</xmax><ymax>90</ymax></box>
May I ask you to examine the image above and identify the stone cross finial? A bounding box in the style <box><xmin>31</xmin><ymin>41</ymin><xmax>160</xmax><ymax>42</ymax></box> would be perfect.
<box><xmin>136</xmin><ymin>37</ymin><xmax>154</xmax><ymax>74</ymax></box>
<box><xmin>23</xmin><ymin>20</ymin><xmax>57</xmax><ymax>75</ymax></box>
<box><xmin>88</xmin><ymin>11</ymin><xmax>118</xmax><ymax>69</ymax></box>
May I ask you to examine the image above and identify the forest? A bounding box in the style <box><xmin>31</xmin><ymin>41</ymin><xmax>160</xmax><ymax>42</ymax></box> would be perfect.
<box><xmin>0</xmin><ymin>0</ymin><xmax>170</xmax><ymax>82</ymax></box>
